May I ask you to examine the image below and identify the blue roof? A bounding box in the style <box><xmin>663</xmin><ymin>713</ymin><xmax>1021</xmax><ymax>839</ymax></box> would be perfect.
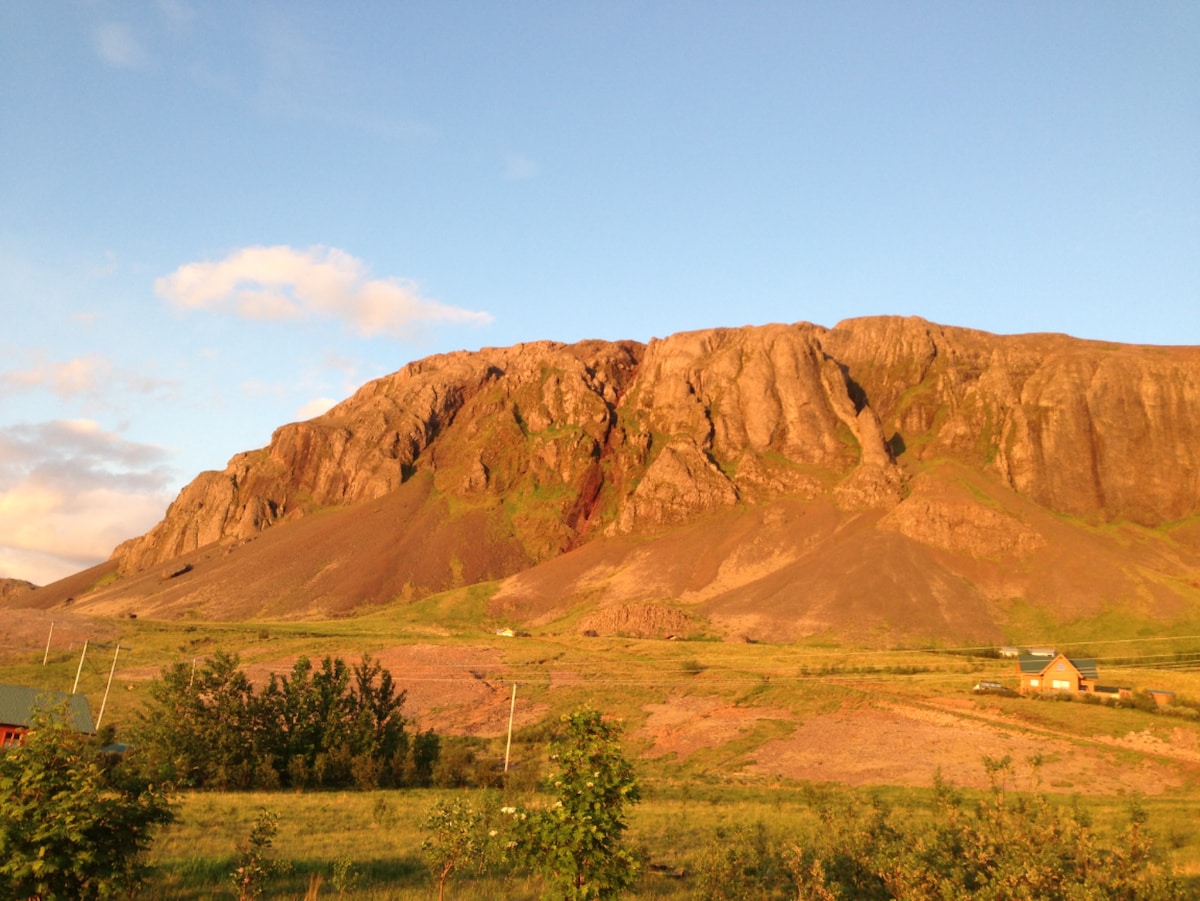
<box><xmin>0</xmin><ymin>683</ymin><xmax>95</xmax><ymax>733</ymax></box>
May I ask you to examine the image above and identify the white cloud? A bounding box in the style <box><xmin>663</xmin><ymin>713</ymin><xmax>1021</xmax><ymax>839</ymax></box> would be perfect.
<box><xmin>0</xmin><ymin>356</ymin><xmax>112</xmax><ymax>397</ymax></box>
<box><xmin>504</xmin><ymin>153</ymin><xmax>540</xmax><ymax>181</ymax></box>
<box><xmin>94</xmin><ymin>22</ymin><xmax>151</xmax><ymax>69</ymax></box>
<box><xmin>0</xmin><ymin>354</ymin><xmax>176</xmax><ymax>402</ymax></box>
<box><xmin>295</xmin><ymin>397</ymin><xmax>338</xmax><ymax>420</ymax></box>
<box><xmin>155</xmin><ymin>245</ymin><xmax>493</xmax><ymax>337</ymax></box>
<box><xmin>0</xmin><ymin>421</ymin><xmax>175</xmax><ymax>585</ymax></box>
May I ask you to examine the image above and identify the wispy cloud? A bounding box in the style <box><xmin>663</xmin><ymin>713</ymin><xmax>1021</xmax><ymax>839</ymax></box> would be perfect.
<box><xmin>295</xmin><ymin>397</ymin><xmax>338</xmax><ymax>420</ymax></box>
<box><xmin>504</xmin><ymin>152</ymin><xmax>540</xmax><ymax>181</ymax></box>
<box><xmin>0</xmin><ymin>420</ymin><xmax>175</xmax><ymax>584</ymax></box>
<box><xmin>0</xmin><ymin>356</ymin><xmax>112</xmax><ymax>398</ymax></box>
<box><xmin>156</xmin><ymin>0</ymin><xmax>196</xmax><ymax>31</ymax></box>
<box><xmin>156</xmin><ymin>245</ymin><xmax>494</xmax><ymax>338</ymax></box>
<box><xmin>0</xmin><ymin>354</ymin><xmax>176</xmax><ymax>402</ymax></box>
<box><xmin>93</xmin><ymin>22</ymin><xmax>151</xmax><ymax>69</ymax></box>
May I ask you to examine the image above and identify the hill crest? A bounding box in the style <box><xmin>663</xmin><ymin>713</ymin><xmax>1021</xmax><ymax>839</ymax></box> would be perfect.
<box><xmin>15</xmin><ymin>317</ymin><xmax>1200</xmax><ymax>641</ymax></box>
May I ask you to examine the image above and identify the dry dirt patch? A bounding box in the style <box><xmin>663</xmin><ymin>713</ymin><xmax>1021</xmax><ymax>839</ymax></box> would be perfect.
<box><xmin>632</xmin><ymin>693</ymin><xmax>1195</xmax><ymax>796</ymax></box>
<box><xmin>637</xmin><ymin>695</ymin><xmax>795</xmax><ymax>760</ymax></box>
<box><xmin>0</xmin><ymin>609</ymin><xmax>116</xmax><ymax>664</ymax></box>
<box><xmin>746</xmin><ymin>701</ymin><xmax>1191</xmax><ymax>795</ymax></box>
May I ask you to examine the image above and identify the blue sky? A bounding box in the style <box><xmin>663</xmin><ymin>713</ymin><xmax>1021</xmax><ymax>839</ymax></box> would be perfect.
<box><xmin>2</xmin><ymin>2</ymin><xmax>1198</xmax><ymax>584</ymax></box>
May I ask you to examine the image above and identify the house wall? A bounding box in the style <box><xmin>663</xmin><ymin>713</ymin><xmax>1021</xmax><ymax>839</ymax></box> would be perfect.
<box><xmin>1</xmin><ymin>724</ymin><xmax>27</xmax><ymax>747</ymax></box>
<box><xmin>1045</xmin><ymin>658</ymin><xmax>1081</xmax><ymax>691</ymax></box>
<box><xmin>1018</xmin><ymin>654</ymin><xmax>1094</xmax><ymax>694</ymax></box>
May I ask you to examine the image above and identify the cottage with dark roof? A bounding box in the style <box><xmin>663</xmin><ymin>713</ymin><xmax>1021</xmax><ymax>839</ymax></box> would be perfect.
<box><xmin>0</xmin><ymin>683</ymin><xmax>95</xmax><ymax>747</ymax></box>
<box><xmin>1017</xmin><ymin>653</ymin><xmax>1099</xmax><ymax>694</ymax></box>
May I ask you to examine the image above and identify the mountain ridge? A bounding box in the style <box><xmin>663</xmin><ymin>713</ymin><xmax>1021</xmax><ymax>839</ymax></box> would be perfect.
<box><xmin>13</xmin><ymin>316</ymin><xmax>1200</xmax><ymax>642</ymax></box>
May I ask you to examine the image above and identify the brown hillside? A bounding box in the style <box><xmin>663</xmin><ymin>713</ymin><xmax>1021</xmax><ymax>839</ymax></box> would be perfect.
<box><xmin>11</xmin><ymin>317</ymin><xmax>1200</xmax><ymax>641</ymax></box>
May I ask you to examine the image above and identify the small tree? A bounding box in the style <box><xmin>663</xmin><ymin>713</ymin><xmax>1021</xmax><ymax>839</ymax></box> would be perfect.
<box><xmin>231</xmin><ymin>808</ymin><xmax>290</xmax><ymax>900</ymax></box>
<box><xmin>511</xmin><ymin>708</ymin><xmax>641</xmax><ymax>900</ymax></box>
<box><xmin>0</xmin><ymin>704</ymin><xmax>175</xmax><ymax>900</ymax></box>
<box><xmin>422</xmin><ymin>797</ymin><xmax>497</xmax><ymax>901</ymax></box>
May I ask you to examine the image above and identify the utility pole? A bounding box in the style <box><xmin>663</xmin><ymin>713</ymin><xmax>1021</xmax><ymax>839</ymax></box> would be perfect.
<box><xmin>43</xmin><ymin>621</ymin><xmax>54</xmax><ymax>665</ymax></box>
<box><xmin>95</xmin><ymin>643</ymin><xmax>128</xmax><ymax>730</ymax></box>
<box><xmin>72</xmin><ymin>639</ymin><xmax>89</xmax><ymax>693</ymax></box>
<box><xmin>504</xmin><ymin>683</ymin><xmax>517</xmax><ymax>773</ymax></box>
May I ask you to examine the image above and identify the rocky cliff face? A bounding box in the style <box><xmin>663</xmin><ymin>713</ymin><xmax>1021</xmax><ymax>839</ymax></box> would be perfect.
<box><xmin>116</xmin><ymin>323</ymin><xmax>914</xmax><ymax>573</ymax></box>
<box><xmin>96</xmin><ymin>316</ymin><xmax>1200</xmax><ymax>636</ymax></box>
<box><xmin>116</xmin><ymin>317</ymin><xmax>1200</xmax><ymax>574</ymax></box>
<box><xmin>823</xmin><ymin>317</ymin><xmax>1200</xmax><ymax>524</ymax></box>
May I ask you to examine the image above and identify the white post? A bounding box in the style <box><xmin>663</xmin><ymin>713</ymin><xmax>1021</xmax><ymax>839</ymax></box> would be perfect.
<box><xmin>43</xmin><ymin>622</ymin><xmax>54</xmax><ymax>666</ymax></box>
<box><xmin>72</xmin><ymin>639</ymin><xmax>89</xmax><ymax>694</ymax></box>
<box><xmin>504</xmin><ymin>683</ymin><xmax>517</xmax><ymax>773</ymax></box>
<box><xmin>95</xmin><ymin>645</ymin><xmax>121</xmax><ymax>730</ymax></box>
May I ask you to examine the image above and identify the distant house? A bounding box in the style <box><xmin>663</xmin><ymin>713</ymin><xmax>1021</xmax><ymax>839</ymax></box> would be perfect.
<box><xmin>0</xmin><ymin>684</ymin><xmax>95</xmax><ymax>747</ymax></box>
<box><xmin>1017</xmin><ymin>653</ymin><xmax>1100</xmax><ymax>694</ymax></box>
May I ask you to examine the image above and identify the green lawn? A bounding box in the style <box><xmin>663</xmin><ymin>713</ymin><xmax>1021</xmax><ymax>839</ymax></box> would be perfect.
<box><xmin>142</xmin><ymin>784</ymin><xmax>1200</xmax><ymax>899</ymax></box>
<box><xmin>6</xmin><ymin>607</ymin><xmax>1200</xmax><ymax>897</ymax></box>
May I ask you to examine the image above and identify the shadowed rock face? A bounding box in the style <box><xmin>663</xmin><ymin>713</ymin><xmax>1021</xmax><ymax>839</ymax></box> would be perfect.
<box><xmin>822</xmin><ymin>317</ymin><xmax>1200</xmax><ymax>524</ymax></box>
<box><xmin>50</xmin><ymin>316</ymin><xmax>1200</xmax><ymax>637</ymax></box>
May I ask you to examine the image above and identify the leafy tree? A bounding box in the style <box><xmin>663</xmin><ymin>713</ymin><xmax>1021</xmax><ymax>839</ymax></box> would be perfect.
<box><xmin>133</xmin><ymin>650</ymin><xmax>258</xmax><ymax>789</ymax></box>
<box><xmin>403</xmin><ymin>727</ymin><xmax>442</xmax><ymax>788</ymax></box>
<box><xmin>509</xmin><ymin>708</ymin><xmax>641</xmax><ymax>900</ymax></box>
<box><xmin>231</xmin><ymin>808</ymin><xmax>290</xmax><ymax>900</ymax></box>
<box><xmin>134</xmin><ymin>651</ymin><xmax>422</xmax><ymax>790</ymax></box>
<box><xmin>255</xmin><ymin>653</ymin><xmax>412</xmax><ymax>789</ymax></box>
<box><xmin>0</xmin><ymin>704</ymin><xmax>175</xmax><ymax>900</ymax></box>
<box><xmin>422</xmin><ymin>797</ymin><xmax>499</xmax><ymax>901</ymax></box>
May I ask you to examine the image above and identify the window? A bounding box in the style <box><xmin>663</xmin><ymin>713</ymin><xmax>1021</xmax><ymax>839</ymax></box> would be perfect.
<box><xmin>1030</xmin><ymin>679</ymin><xmax>1040</xmax><ymax>687</ymax></box>
<box><xmin>1052</xmin><ymin>679</ymin><xmax>1071</xmax><ymax>690</ymax></box>
<box><xmin>1056</xmin><ymin>663</ymin><xmax>1065</xmax><ymax>671</ymax></box>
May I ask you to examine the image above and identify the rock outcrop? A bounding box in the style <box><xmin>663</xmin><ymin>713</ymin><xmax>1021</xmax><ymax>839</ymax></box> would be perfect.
<box><xmin>39</xmin><ymin>315</ymin><xmax>1197</xmax><ymax>638</ymax></box>
<box><xmin>0</xmin><ymin>578</ymin><xmax>37</xmax><ymax>603</ymax></box>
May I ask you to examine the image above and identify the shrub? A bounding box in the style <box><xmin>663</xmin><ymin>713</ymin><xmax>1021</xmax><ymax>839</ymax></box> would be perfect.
<box><xmin>692</xmin><ymin>822</ymin><xmax>790</xmax><ymax>900</ymax></box>
<box><xmin>0</xmin><ymin>705</ymin><xmax>175</xmax><ymax>900</ymax></box>
<box><xmin>781</xmin><ymin>758</ymin><xmax>1181</xmax><ymax>899</ymax></box>
<box><xmin>506</xmin><ymin>708</ymin><xmax>641</xmax><ymax>900</ymax></box>
<box><xmin>422</xmin><ymin>797</ymin><xmax>499</xmax><ymax>901</ymax></box>
<box><xmin>231</xmin><ymin>808</ymin><xmax>291</xmax><ymax>900</ymax></box>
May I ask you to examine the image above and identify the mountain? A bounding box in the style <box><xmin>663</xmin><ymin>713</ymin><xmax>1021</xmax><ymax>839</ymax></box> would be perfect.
<box><xmin>14</xmin><ymin>317</ymin><xmax>1200</xmax><ymax>642</ymax></box>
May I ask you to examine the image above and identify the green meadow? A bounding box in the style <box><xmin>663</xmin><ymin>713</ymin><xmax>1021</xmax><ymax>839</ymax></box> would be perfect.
<box><xmin>6</xmin><ymin>596</ymin><xmax>1200</xmax><ymax>897</ymax></box>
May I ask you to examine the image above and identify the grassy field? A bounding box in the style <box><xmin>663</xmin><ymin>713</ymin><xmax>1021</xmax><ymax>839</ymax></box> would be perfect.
<box><xmin>143</xmin><ymin>784</ymin><xmax>1200</xmax><ymax>899</ymax></box>
<box><xmin>5</xmin><ymin>601</ymin><xmax>1200</xmax><ymax>896</ymax></box>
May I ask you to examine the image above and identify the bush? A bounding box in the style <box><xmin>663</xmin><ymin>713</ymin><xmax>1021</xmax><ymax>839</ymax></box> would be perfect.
<box><xmin>0</xmin><ymin>705</ymin><xmax>175</xmax><ymax>900</ymax></box>
<box><xmin>231</xmin><ymin>808</ymin><xmax>291</xmax><ymax>900</ymax></box>
<box><xmin>780</xmin><ymin>757</ymin><xmax>1181</xmax><ymax>900</ymax></box>
<box><xmin>692</xmin><ymin>822</ymin><xmax>790</xmax><ymax>900</ymax></box>
<box><xmin>132</xmin><ymin>652</ymin><xmax>427</xmax><ymax>790</ymax></box>
<box><xmin>422</xmin><ymin>796</ymin><xmax>500</xmax><ymax>901</ymax></box>
<box><xmin>506</xmin><ymin>708</ymin><xmax>641</xmax><ymax>900</ymax></box>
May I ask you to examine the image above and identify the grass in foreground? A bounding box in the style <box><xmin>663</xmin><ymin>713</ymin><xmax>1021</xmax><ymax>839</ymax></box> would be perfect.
<box><xmin>143</xmin><ymin>782</ymin><xmax>1200</xmax><ymax>900</ymax></box>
